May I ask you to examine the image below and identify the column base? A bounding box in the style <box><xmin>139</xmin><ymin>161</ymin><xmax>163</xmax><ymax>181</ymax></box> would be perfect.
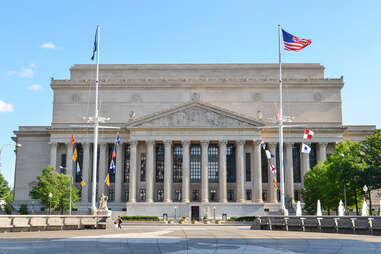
<box><xmin>146</xmin><ymin>199</ymin><xmax>153</xmax><ymax>203</ymax></box>
<box><xmin>201</xmin><ymin>200</ymin><xmax>209</xmax><ymax>203</ymax></box>
<box><xmin>182</xmin><ymin>199</ymin><xmax>190</xmax><ymax>203</ymax></box>
<box><xmin>254</xmin><ymin>199</ymin><xmax>263</xmax><ymax>203</ymax></box>
<box><xmin>128</xmin><ymin>200</ymin><xmax>136</xmax><ymax>203</ymax></box>
<box><xmin>164</xmin><ymin>199</ymin><xmax>172</xmax><ymax>203</ymax></box>
<box><xmin>238</xmin><ymin>199</ymin><xmax>246</xmax><ymax>203</ymax></box>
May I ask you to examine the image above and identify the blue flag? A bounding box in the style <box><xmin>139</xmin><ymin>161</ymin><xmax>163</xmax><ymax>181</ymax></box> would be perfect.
<box><xmin>91</xmin><ymin>27</ymin><xmax>98</xmax><ymax>61</ymax></box>
<box><xmin>109</xmin><ymin>160</ymin><xmax>116</xmax><ymax>174</ymax></box>
<box><xmin>116</xmin><ymin>134</ymin><xmax>120</xmax><ymax>145</ymax></box>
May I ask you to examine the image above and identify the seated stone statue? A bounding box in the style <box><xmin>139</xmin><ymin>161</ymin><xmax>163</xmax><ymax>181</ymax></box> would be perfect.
<box><xmin>98</xmin><ymin>193</ymin><xmax>109</xmax><ymax>211</ymax></box>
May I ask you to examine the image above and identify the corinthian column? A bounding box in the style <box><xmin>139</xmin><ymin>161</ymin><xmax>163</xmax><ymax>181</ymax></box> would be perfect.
<box><xmin>268</xmin><ymin>143</ymin><xmax>277</xmax><ymax>203</ymax></box>
<box><xmin>115</xmin><ymin>143</ymin><xmax>123</xmax><ymax>203</ymax></box>
<box><xmin>182</xmin><ymin>140</ymin><xmax>190</xmax><ymax>203</ymax></box>
<box><xmin>253</xmin><ymin>140</ymin><xmax>263</xmax><ymax>203</ymax></box>
<box><xmin>285</xmin><ymin>142</ymin><xmax>294</xmax><ymax>203</ymax></box>
<box><xmin>317</xmin><ymin>143</ymin><xmax>328</xmax><ymax>162</ymax></box>
<box><xmin>98</xmin><ymin>143</ymin><xmax>107</xmax><ymax>198</ymax></box>
<box><xmin>218</xmin><ymin>140</ymin><xmax>227</xmax><ymax>203</ymax></box>
<box><xmin>82</xmin><ymin>143</ymin><xmax>90</xmax><ymax>203</ymax></box>
<box><xmin>201</xmin><ymin>141</ymin><xmax>209</xmax><ymax>203</ymax></box>
<box><xmin>65</xmin><ymin>143</ymin><xmax>73</xmax><ymax>179</ymax></box>
<box><xmin>236</xmin><ymin>140</ymin><xmax>245</xmax><ymax>203</ymax></box>
<box><xmin>50</xmin><ymin>142</ymin><xmax>57</xmax><ymax>169</ymax></box>
<box><xmin>146</xmin><ymin>140</ymin><xmax>154</xmax><ymax>203</ymax></box>
<box><xmin>301</xmin><ymin>143</ymin><xmax>310</xmax><ymax>186</ymax></box>
<box><xmin>164</xmin><ymin>140</ymin><xmax>172</xmax><ymax>203</ymax></box>
<box><xmin>129</xmin><ymin>141</ymin><xmax>138</xmax><ymax>203</ymax></box>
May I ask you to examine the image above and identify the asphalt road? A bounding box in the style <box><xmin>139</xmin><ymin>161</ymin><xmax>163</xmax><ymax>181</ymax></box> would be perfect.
<box><xmin>0</xmin><ymin>225</ymin><xmax>380</xmax><ymax>253</ymax></box>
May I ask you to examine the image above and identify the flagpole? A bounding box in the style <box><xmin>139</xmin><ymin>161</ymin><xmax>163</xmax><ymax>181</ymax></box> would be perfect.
<box><xmin>91</xmin><ymin>25</ymin><xmax>100</xmax><ymax>213</ymax></box>
<box><xmin>278</xmin><ymin>24</ymin><xmax>286</xmax><ymax>214</ymax></box>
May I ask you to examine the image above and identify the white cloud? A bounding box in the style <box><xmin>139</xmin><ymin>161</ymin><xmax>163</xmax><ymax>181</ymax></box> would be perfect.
<box><xmin>8</xmin><ymin>68</ymin><xmax>34</xmax><ymax>78</ymax></box>
<box><xmin>41</xmin><ymin>42</ymin><xmax>57</xmax><ymax>49</ymax></box>
<box><xmin>0</xmin><ymin>100</ymin><xmax>14</xmax><ymax>112</ymax></box>
<box><xmin>28</xmin><ymin>84</ymin><xmax>42</xmax><ymax>91</ymax></box>
<box><xmin>29</xmin><ymin>63</ymin><xmax>36</xmax><ymax>68</ymax></box>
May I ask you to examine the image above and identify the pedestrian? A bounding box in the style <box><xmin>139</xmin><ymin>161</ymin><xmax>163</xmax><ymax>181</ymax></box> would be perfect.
<box><xmin>117</xmin><ymin>216</ymin><xmax>122</xmax><ymax>229</ymax></box>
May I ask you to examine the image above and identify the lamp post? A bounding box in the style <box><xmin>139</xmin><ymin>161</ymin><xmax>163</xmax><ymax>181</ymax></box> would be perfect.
<box><xmin>60</xmin><ymin>166</ymin><xmax>72</xmax><ymax>215</ymax></box>
<box><xmin>339</xmin><ymin>153</ymin><xmax>347</xmax><ymax>213</ymax></box>
<box><xmin>48</xmin><ymin>192</ymin><xmax>53</xmax><ymax>215</ymax></box>
<box><xmin>0</xmin><ymin>143</ymin><xmax>22</xmax><ymax>168</ymax></box>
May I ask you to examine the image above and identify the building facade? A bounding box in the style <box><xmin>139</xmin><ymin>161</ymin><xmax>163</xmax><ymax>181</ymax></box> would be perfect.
<box><xmin>13</xmin><ymin>64</ymin><xmax>375</xmax><ymax>218</ymax></box>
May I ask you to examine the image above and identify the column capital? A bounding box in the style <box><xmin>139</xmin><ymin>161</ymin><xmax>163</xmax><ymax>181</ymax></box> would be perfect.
<box><xmin>163</xmin><ymin>140</ymin><xmax>172</xmax><ymax>146</ymax></box>
<box><xmin>218</xmin><ymin>140</ymin><xmax>228</xmax><ymax>146</ymax></box>
<box><xmin>236</xmin><ymin>140</ymin><xmax>245</xmax><ymax>146</ymax></box>
<box><xmin>146</xmin><ymin>140</ymin><xmax>155</xmax><ymax>146</ymax></box>
<box><xmin>285</xmin><ymin>142</ymin><xmax>294</xmax><ymax>147</ymax></box>
<box><xmin>319</xmin><ymin>142</ymin><xmax>328</xmax><ymax>147</ymax></box>
<box><xmin>200</xmin><ymin>140</ymin><xmax>209</xmax><ymax>146</ymax></box>
<box><xmin>129</xmin><ymin>140</ymin><xmax>138</xmax><ymax>146</ymax></box>
<box><xmin>181</xmin><ymin>140</ymin><xmax>191</xmax><ymax>146</ymax></box>
<box><xmin>253</xmin><ymin>140</ymin><xmax>262</xmax><ymax>146</ymax></box>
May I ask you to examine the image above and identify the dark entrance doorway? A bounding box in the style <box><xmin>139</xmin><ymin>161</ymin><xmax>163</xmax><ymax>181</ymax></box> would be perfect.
<box><xmin>191</xmin><ymin>206</ymin><xmax>199</xmax><ymax>220</ymax></box>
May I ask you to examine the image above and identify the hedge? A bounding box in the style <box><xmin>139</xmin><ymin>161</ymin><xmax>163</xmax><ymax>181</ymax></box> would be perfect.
<box><xmin>120</xmin><ymin>216</ymin><xmax>160</xmax><ymax>221</ymax></box>
<box><xmin>227</xmin><ymin>216</ymin><xmax>256</xmax><ymax>222</ymax></box>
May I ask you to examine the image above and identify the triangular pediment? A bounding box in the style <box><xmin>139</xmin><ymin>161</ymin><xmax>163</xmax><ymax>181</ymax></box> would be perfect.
<box><xmin>127</xmin><ymin>101</ymin><xmax>264</xmax><ymax>128</ymax></box>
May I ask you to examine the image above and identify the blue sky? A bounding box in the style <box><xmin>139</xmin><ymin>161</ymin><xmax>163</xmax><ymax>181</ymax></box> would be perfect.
<box><xmin>1</xmin><ymin>1</ymin><xmax>380</xmax><ymax>186</ymax></box>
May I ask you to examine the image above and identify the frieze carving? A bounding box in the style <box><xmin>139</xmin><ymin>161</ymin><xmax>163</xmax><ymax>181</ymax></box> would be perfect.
<box><xmin>136</xmin><ymin>107</ymin><xmax>254</xmax><ymax>128</ymax></box>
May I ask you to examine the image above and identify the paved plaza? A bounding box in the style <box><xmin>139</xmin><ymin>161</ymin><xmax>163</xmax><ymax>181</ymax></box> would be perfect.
<box><xmin>0</xmin><ymin>225</ymin><xmax>381</xmax><ymax>253</ymax></box>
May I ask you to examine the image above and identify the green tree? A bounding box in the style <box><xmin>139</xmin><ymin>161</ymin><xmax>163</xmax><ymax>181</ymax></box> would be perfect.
<box><xmin>359</xmin><ymin>129</ymin><xmax>381</xmax><ymax>214</ymax></box>
<box><xmin>0</xmin><ymin>172</ymin><xmax>10</xmax><ymax>199</ymax></box>
<box><xmin>30</xmin><ymin>166</ymin><xmax>80</xmax><ymax>214</ymax></box>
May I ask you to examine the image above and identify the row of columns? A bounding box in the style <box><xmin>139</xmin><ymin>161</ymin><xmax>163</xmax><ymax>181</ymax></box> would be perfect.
<box><xmin>49</xmin><ymin>140</ymin><xmax>328</xmax><ymax>204</ymax></box>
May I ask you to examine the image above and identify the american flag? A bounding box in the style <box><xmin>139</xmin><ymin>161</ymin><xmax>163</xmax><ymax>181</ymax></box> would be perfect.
<box><xmin>282</xmin><ymin>29</ymin><xmax>311</xmax><ymax>51</ymax></box>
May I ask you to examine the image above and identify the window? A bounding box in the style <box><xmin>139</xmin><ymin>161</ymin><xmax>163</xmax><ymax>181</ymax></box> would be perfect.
<box><xmin>293</xmin><ymin>144</ymin><xmax>301</xmax><ymax>183</ymax></box>
<box><xmin>155</xmin><ymin>144</ymin><xmax>165</xmax><ymax>182</ymax></box>
<box><xmin>175</xmin><ymin>190</ymin><xmax>181</xmax><ymax>202</ymax></box>
<box><xmin>261</xmin><ymin>147</ymin><xmax>268</xmax><ymax>183</ymax></box>
<box><xmin>140</xmin><ymin>152</ymin><xmax>146</xmax><ymax>182</ymax></box>
<box><xmin>245</xmin><ymin>152</ymin><xmax>251</xmax><ymax>182</ymax></box>
<box><xmin>192</xmin><ymin>189</ymin><xmax>200</xmax><ymax>202</ymax></box>
<box><xmin>124</xmin><ymin>144</ymin><xmax>130</xmax><ymax>183</ymax></box>
<box><xmin>208</xmin><ymin>144</ymin><xmax>219</xmax><ymax>182</ymax></box>
<box><xmin>309</xmin><ymin>143</ymin><xmax>317</xmax><ymax>169</ymax></box>
<box><xmin>227</xmin><ymin>190</ymin><xmax>234</xmax><ymax>202</ymax></box>
<box><xmin>227</xmin><ymin>144</ymin><xmax>236</xmax><ymax>183</ymax></box>
<box><xmin>277</xmin><ymin>189</ymin><xmax>281</xmax><ymax>202</ymax></box>
<box><xmin>108</xmin><ymin>188</ymin><xmax>115</xmax><ymax>202</ymax></box>
<box><xmin>60</xmin><ymin>154</ymin><xmax>67</xmax><ymax>173</ymax></box>
<box><xmin>139</xmin><ymin>189</ymin><xmax>146</xmax><ymax>201</ymax></box>
<box><xmin>246</xmin><ymin>189</ymin><xmax>252</xmax><ymax>201</ymax></box>
<box><xmin>262</xmin><ymin>191</ymin><xmax>267</xmax><ymax>201</ymax></box>
<box><xmin>108</xmin><ymin>144</ymin><xmax>116</xmax><ymax>183</ymax></box>
<box><xmin>209</xmin><ymin>189</ymin><xmax>217</xmax><ymax>201</ymax></box>
<box><xmin>157</xmin><ymin>189</ymin><xmax>164</xmax><ymax>202</ymax></box>
<box><xmin>75</xmin><ymin>144</ymin><xmax>83</xmax><ymax>183</ymax></box>
<box><xmin>125</xmin><ymin>191</ymin><xmax>129</xmax><ymax>202</ymax></box>
<box><xmin>190</xmin><ymin>144</ymin><xmax>201</xmax><ymax>182</ymax></box>
<box><xmin>173</xmin><ymin>144</ymin><xmax>183</xmax><ymax>183</ymax></box>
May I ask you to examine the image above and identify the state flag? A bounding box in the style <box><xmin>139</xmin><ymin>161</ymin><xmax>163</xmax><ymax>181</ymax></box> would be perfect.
<box><xmin>270</xmin><ymin>163</ymin><xmax>276</xmax><ymax>174</ymax></box>
<box><xmin>273</xmin><ymin>179</ymin><xmax>278</xmax><ymax>189</ymax></box>
<box><xmin>303</xmin><ymin>129</ymin><xmax>314</xmax><ymax>140</ymax></box>
<box><xmin>116</xmin><ymin>134</ymin><xmax>120</xmax><ymax>145</ymax></box>
<box><xmin>301</xmin><ymin>143</ymin><xmax>312</xmax><ymax>154</ymax></box>
<box><xmin>76</xmin><ymin>161</ymin><xmax>81</xmax><ymax>174</ymax></box>
<box><xmin>260</xmin><ymin>141</ymin><xmax>266</xmax><ymax>150</ymax></box>
<box><xmin>70</xmin><ymin>135</ymin><xmax>75</xmax><ymax>147</ymax></box>
<box><xmin>109</xmin><ymin>160</ymin><xmax>116</xmax><ymax>174</ymax></box>
<box><xmin>265</xmin><ymin>150</ymin><xmax>274</xmax><ymax>160</ymax></box>
<box><xmin>80</xmin><ymin>179</ymin><xmax>86</xmax><ymax>187</ymax></box>
<box><xmin>105</xmin><ymin>173</ymin><xmax>110</xmax><ymax>186</ymax></box>
<box><xmin>72</xmin><ymin>148</ymin><xmax>77</xmax><ymax>161</ymax></box>
<box><xmin>112</xmin><ymin>146</ymin><xmax>116</xmax><ymax>159</ymax></box>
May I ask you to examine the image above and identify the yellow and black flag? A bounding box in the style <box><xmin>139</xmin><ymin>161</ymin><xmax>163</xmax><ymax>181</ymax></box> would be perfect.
<box><xmin>72</xmin><ymin>148</ymin><xmax>77</xmax><ymax>161</ymax></box>
<box><xmin>105</xmin><ymin>173</ymin><xmax>110</xmax><ymax>186</ymax></box>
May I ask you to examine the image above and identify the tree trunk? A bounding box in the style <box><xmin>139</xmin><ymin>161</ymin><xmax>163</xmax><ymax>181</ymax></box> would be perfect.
<box><xmin>368</xmin><ymin>189</ymin><xmax>372</xmax><ymax>215</ymax></box>
<box><xmin>355</xmin><ymin>190</ymin><xmax>359</xmax><ymax>216</ymax></box>
<box><xmin>327</xmin><ymin>209</ymin><xmax>330</xmax><ymax>215</ymax></box>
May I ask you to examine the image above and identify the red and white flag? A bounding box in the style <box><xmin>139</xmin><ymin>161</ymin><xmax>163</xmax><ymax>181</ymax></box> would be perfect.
<box><xmin>303</xmin><ymin>129</ymin><xmax>314</xmax><ymax>140</ymax></box>
<box><xmin>270</xmin><ymin>163</ymin><xmax>276</xmax><ymax>174</ymax></box>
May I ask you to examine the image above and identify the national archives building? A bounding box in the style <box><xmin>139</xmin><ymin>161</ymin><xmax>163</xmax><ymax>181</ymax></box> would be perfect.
<box><xmin>13</xmin><ymin>64</ymin><xmax>375</xmax><ymax>218</ymax></box>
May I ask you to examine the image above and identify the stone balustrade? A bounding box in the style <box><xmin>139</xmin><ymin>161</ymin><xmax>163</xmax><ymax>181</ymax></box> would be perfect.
<box><xmin>0</xmin><ymin>215</ymin><xmax>108</xmax><ymax>232</ymax></box>
<box><xmin>251</xmin><ymin>216</ymin><xmax>381</xmax><ymax>235</ymax></box>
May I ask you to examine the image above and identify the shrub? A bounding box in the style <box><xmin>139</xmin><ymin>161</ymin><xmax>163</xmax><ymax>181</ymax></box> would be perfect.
<box><xmin>227</xmin><ymin>216</ymin><xmax>256</xmax><ymax>222</ymax></box>
<box><xmin>19</xmin><ymin>204</ymin><xmax>29</xmax><ymax>215</ymax></box>
<box><xmin>120</xmin><ymin>216</ymin><xmax>160</xmax><ymax>221</ymax></box>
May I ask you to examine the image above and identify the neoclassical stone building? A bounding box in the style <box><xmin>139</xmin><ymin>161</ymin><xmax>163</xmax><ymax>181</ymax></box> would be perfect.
<box><xmin>13</xmin><ymin>64</ymin><xmax>375</xmax><ymax>218</ymax></box>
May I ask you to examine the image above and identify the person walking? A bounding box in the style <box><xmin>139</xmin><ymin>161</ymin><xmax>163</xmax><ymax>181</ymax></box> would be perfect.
<box><xmin>117</xmin><ymin>216</ymin><xmax>122</xmax><ymax>229</ymax></box>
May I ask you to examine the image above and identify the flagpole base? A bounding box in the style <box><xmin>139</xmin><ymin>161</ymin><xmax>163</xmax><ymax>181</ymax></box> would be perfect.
<box><xmin>89</xmin><ymin>207</ymin><xmax>98</xmax><ymax>215</ymax></box>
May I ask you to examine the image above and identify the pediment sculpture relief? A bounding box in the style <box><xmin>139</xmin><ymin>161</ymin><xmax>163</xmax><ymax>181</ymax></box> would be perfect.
<box><xmin>136</xmin><ymin>107</ymin><xmax>254</xmax><ymax>128</ymax></box>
